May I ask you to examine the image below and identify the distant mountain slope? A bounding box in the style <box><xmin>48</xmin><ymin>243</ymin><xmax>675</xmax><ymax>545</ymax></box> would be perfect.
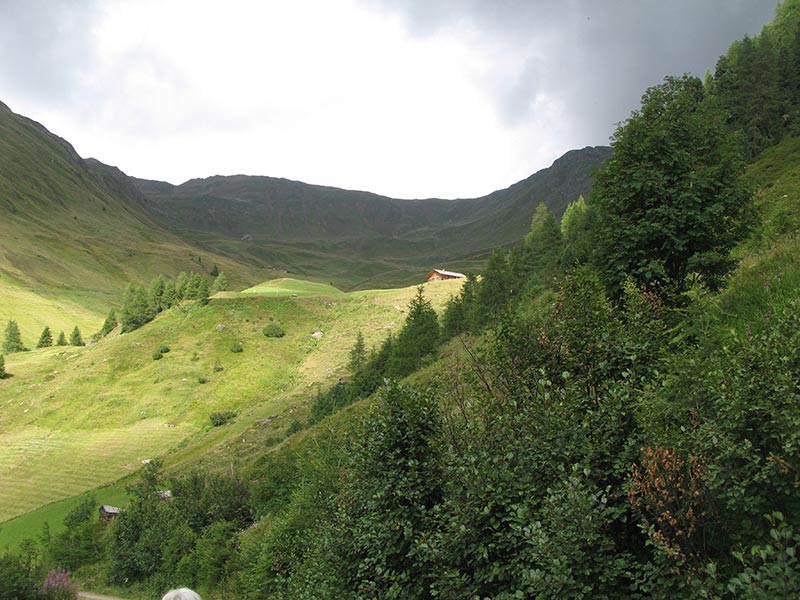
<box><xmin>0</xmin><ymin>101</ymin><xmax>266</xmax><ymax>337</ymax></box>
<box><xmin>132</xmin><ymin>146</ymin><xmax>611</xmax><ymax>288</ymax></box>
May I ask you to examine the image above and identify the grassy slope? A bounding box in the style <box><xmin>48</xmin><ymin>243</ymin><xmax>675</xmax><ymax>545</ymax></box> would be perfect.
<box><xmin>0</xmin><ymin>278</ymin><xmax>461</xmax><ymax>547</ymax></box>
<box><xmin>0</xmin><ymin>102</ymin><xmax>266</xmax><ymax>343</ymax></box>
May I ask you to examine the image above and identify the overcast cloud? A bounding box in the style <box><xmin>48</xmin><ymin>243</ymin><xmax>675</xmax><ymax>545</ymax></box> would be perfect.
<box><xmin>0</xmin><ymin>0</ymin><xmax>778</xmax><ymax>199</ymax></box>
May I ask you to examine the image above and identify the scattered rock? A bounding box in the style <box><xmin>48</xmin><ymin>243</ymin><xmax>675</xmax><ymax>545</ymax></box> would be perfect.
<box><xmin>215</xmin><ymin>324</ymin><xmax>226</xmax><ymax>331</ymax></box>
<box><xmin>311</xmin><ymin>330</ymin><xmax>324</xmax><ymax>340</ymax></box>
<box><xmin>258</xmin><ymin>419</ymin><xmax>272</xmax><ymax>426</ymax></box>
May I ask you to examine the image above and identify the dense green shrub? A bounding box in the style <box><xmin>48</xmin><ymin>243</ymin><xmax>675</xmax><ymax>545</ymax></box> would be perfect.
<box><xmin>210</xmin><ymin>411</ymin><xmax>236</xmax><ymax>427</ymax></box>
<box><xmin>262</xmin><ymin>322</ymin><xmax>286</xmax><ymax>338</ymax></box>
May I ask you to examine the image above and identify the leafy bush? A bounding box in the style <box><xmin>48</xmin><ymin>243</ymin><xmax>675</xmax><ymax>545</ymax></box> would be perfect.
<box><xmin>152</xmin><ymin>345</ymin><xmax>170</xmax><ymax>360</ymax></box>
<box><xmin>230</xmin><ymin>342</ymin><xmax>243</xmax><ymax>353</ymax></box>
<box><xmin>263</xmin><ymin>322</ymin><xmax>286</xmax><ymax>338</ymax></box>
<box><xmin>210</xmin><ymin>411</ymin><xmax>236</xmax><ymax>427</ymax></box>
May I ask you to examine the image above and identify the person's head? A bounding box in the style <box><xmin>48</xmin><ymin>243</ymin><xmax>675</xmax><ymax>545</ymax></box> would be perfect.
<box><xmin>161</xmin><ymin>588</ymin><xmax>201</xmax><ymax>600</ymax></box>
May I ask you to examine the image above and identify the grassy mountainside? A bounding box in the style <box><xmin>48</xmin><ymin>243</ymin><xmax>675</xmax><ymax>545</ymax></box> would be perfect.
<box><xmin>0</xmin><ymin>101</ymin><xmax>268</xmax><ymax>342</ymax></box>
<box><xmin>0</xmin><ymin>278</ymin><xmax>462</xmax><ymax>541</ymax></box>
<box><xmin>131</xmin><ymin>146</ymin><xmax>611</xmax><ymax>289</ymax></box>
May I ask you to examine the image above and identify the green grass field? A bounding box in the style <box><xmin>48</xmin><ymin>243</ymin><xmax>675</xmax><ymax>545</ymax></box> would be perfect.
<box><xmin>0</xmin><ymin>278</ymin><xmax>462</xmax><ymax>548</ymax></box>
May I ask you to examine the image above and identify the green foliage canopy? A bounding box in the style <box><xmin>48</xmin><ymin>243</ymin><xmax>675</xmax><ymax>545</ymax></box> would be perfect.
<box><xmin>3</xmin><ymin>319</ymin><xmax>25</xmax><ymax>353</ymax></box>
<box><xmin>592</xmin><ymin>75</ymin><xmax>752</xmax><ymax>299</ymax></box>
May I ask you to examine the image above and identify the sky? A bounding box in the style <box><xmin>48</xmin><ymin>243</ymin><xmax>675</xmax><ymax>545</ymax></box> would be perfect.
<box><xmin>0</xmin><ymin>0</ymin><xmax>779</xmax><ymax>199</ymax></box>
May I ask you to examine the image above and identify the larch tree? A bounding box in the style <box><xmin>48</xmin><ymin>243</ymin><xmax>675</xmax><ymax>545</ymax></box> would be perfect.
<box><xmin>3</xmin><ymin>319</ymin><xmax>25</xmax><ymax>353</ymax></box>
<box><xmin>37</xmin><ymin>326</ymin><xmax>53</xmax><ymax>348</ymax></box>
<box><xmin>70</xmin><ymin>326</ymin><xmax>85</xmax><ymax>347</ymax></box>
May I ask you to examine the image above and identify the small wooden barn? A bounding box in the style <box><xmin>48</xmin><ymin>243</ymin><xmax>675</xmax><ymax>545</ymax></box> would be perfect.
<box><xmin>426</xmin><ymin>268</ymin><xmax>466</xmax><ymax>282</ymax></box>
<box><xmin>99</xmin><ymin>505</ymin><xmax>121</xmax><ymax>522</ymax></box>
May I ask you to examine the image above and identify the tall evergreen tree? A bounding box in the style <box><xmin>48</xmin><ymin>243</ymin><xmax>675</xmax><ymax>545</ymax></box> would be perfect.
<box><xmin>37</xmin><ymin>326</ymin><xmax>53</xmax><ymax>348</ymax></box>
<box><xmin>0</xmin><ymin>354</ymin><xmax>5</xmax><ymax>378</ymax></box>
<box><xmin>184</xmin><ymin>272</ymin><xmax>211</xmax><ymax>301</ymax></box>
<box><xmin>387</xmin><ymin>286</ymin><xmax>440</xmax><ymax>377</ymax></box>
<box><xmin>162</xmin><ymin>281</ymin><xmax>178</xmax><ymax>309</ymax></box>
<box><xmin>212</xmin><ymin>272</ymin><xmax>228</xmax><ymax>293</ymax></box>
<box><xmin>56</xmin><ymin>331</ymin><xmax>67</xmax><ymax>346</ymax></box>
<box><xmin>560</xmin><ymin>195</ymin><xmax>594</xmax><ymax>267</ymax></box>
<box><xmin>175</xmin><ymin>272</ymin><xmax>189</xmax><ymax>300</ymax></box>
<box><xmin>348</xmin><ymin>330</ymin><xmax>367</xmax><ymax>374</ymax></box>
<box><xmin>100</xmin><ymin>309</ymin><xmax>118</xmax><ymax>337</ymax></box>
<box><xmin>475</xmin><ymin>249</ymin><xmax>513</xmax><ymax>323</ymax></box>
<box><xmin>518</xmin><ymin>202</ymin><xmax>563</xmax><ymax>286</ymax></box>
<box><xmin>70</xmin><ymin>326</ymin><xmax>85</xmax><ymax>347</ymax></box>
<box><xmin>121</xmin><ymin>284</ymin><xmax>155</xmax><ymax>333</ymax></box>
<box><xmin>149</xmin><ymin>276</ymin><xmax>166</xmax><ymax>313</ymax></box>
<box><xmin>2</xmin><ymin>319</ymin><xmax>25</xmax><ymax>353</ymax></box>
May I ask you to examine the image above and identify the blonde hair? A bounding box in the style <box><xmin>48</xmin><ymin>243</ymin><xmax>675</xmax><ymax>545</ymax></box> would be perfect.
<box><xmin>161</xmin><ymin>588</ymin><xmax>201</xmax><ymax>600</ymax></box>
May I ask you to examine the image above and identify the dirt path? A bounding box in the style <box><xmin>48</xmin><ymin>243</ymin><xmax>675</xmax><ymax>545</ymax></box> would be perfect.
<box><xmin>78</xmin><ymin>593</ymin><xmax>129</xmax><ymax>600</ymax></box>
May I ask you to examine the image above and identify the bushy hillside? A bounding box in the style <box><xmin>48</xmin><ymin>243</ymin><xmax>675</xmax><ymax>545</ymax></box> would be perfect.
<box><xmin>0</xmin><ymin>279</ymin><xmax>460</xmax><ymax>533</ymax></box>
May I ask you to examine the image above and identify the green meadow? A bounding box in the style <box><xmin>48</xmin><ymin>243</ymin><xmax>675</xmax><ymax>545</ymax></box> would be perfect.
<box><xmin>0</xmin><ymin>277</ymin><xmax>462</xmax><ymax>548</ymax></box>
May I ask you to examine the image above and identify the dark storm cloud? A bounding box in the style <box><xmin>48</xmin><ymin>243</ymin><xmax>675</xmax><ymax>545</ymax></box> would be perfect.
<box><xmin>0</xmin><ymin>0</ymin><xmax>99</xmax><ymax>106</ymax></box>
<box><xmin>364</xmin><ymin>0</ymin><xmax>778</xmax><ymax>143</ymax></box>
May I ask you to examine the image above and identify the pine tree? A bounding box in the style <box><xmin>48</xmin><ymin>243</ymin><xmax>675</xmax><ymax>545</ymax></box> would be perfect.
<box><xmin>121</xmin><ymin>284</ymin><xmax>155</xmax><ymax>332</ymax></box>
<box><xmin>175</xmin><ymin>272</ymin><xmax>189</xmax><ymax>300</ymax></box>
<box><xmin>475</xmin><ymin>249</ymin><xmax>513</xmax><ymax>323</ymax></box>
<box><xmin>3</xmin><ymin>320</ymin><xmax>25</xmax><ymax>353</ymax></box>
<box><xmin>196</xmin><ymin>275</ymin><xmax>210</xmax><ymax>301</ymax></box>
<box><xmin>70</xmin><ymin>326</ymin><xmax>85</xmax><ymax>347</ymax></box>
<box><xmin>56</xmin><ymin>331</ymin><xmax>67</xmax><ymax>346</ymax></box>
<box><xmin>209</xmin><ymin>263</ymin><xmax>220</xmax><ymax>277</ymax></box>
<box><xmin>0</xmin><ymin>354</ymin><xmax>5</xmax><ymax>378</ymax></box>
<box><xmin>37</xmin><ymin>326</ymin><xmax>53</xmax><ymax>348</ymax></box>
<box><xmin>387</xmin><ymin>286</ymin><xmax>440</xmax><ymax>377</ymax></box>
<box><xmin>212</xmin><ymin>272</ymin><xmax>228</xmax><ymax>293</ymax></box>
<box><xmin>149</xmin><ymin>276</ymin><xmax>166</xmax><ymax>313</ymax></box>
<box><xmin>100</xmin><ymin>309</ymin><xmax>118</xmax><ymax>337</ymax></box>
<box><xmin>560</xmin><ymin>195</ymin><xmax>594</xmax><ymax>267</ymax></box>
<box><xmin>511</xmin><ymin>203</ymin><xmax>563</xmax><ymax>287</ymax></box>
<box><xmin>348</xmin><ymin>330</ymin><xmax>367</xmax><ymax>373</ymax></box>
<box><xmin>162</xmin><ymin>281</ymin><xmax>178</xmax><ymax>309</ymax></box>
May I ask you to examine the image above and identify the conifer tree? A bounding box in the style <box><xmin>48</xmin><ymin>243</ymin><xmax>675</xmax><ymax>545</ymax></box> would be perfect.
<box><xmin>162</xmin><ymin>281</ymin><xmax>178</xmax><ymax>309</ymax></box>
<box><xmin>0</xmin><ymin>354</ymin><xmax>5</xmax><ymax>378</ymax></box>
<box><xmin>56</xmin><ymin>331</ymin><xmax>67</xmax><ymax>346</ymax></box>
<box><xmin>70</xmin><ymin>326</ymin><xmax>85</xmax><ymax>347</ymax></box>
<box><xmin>196</xmin><ymin>274</ymin><xmax>210</xmax><ymax>300</ymax></box>
<box><xmin>183</xmin><ymin>273</ymin><xmax>200</xmax><ymax>300</ymax></box>
<box><xmin>175</xmin><ymin>272</ymin><xmax>189</xmax><ymax>300</ymax></box>
<box><xmin>149</xmin><ymin>276</ymin><xmax>166</xmax><ymax>313</ymax></box>
<box><xmin>348</xmin><ymin>330</ymin><xmax>367</xmax><ymax>373</ymax></box>
<box><xmin>210</xmin><ymin>263</ymin><xmax>220</xmax><ymax>277</ymax></box>
<box><xmin>560</xmin><ymin>195</ymin><xmax>594</xmax><ymax>267</ymax></box>
<box><xmin>475</xmin><ymin>249</ymin><xmax>513</xmax><ymax>323</ymax></box>
<box><xmin>100</xmin><ymin>309</ymin><xmax>118</xmax><ymax>337</ymax></box>
<box><xmin>37</xmin><ymin>326</ymin><xmax>53</xmax><ymax>348</ymax></box>
<box><xmin>387</xmin><ymin>286</ymin><xmax>440</xmax><ymax>377</ymax></box>
<box><xmin>2</xmin><ymin>319</ymin><xmax>25</xmax><ymax>353</ymax></box>
<box><xmin>509</xmin><ymin>203</ymin><xmax>563</xmax><ymax>288</ymax></box>
<box><xmin>121</xmin><ymin>283</ymin><xmax>155</xmax><ymax>332</ymax></box>
<box><xmin>212</xmin><ymin>272</ymin><xmax>228</xmax><ymax>293</ymax></box>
